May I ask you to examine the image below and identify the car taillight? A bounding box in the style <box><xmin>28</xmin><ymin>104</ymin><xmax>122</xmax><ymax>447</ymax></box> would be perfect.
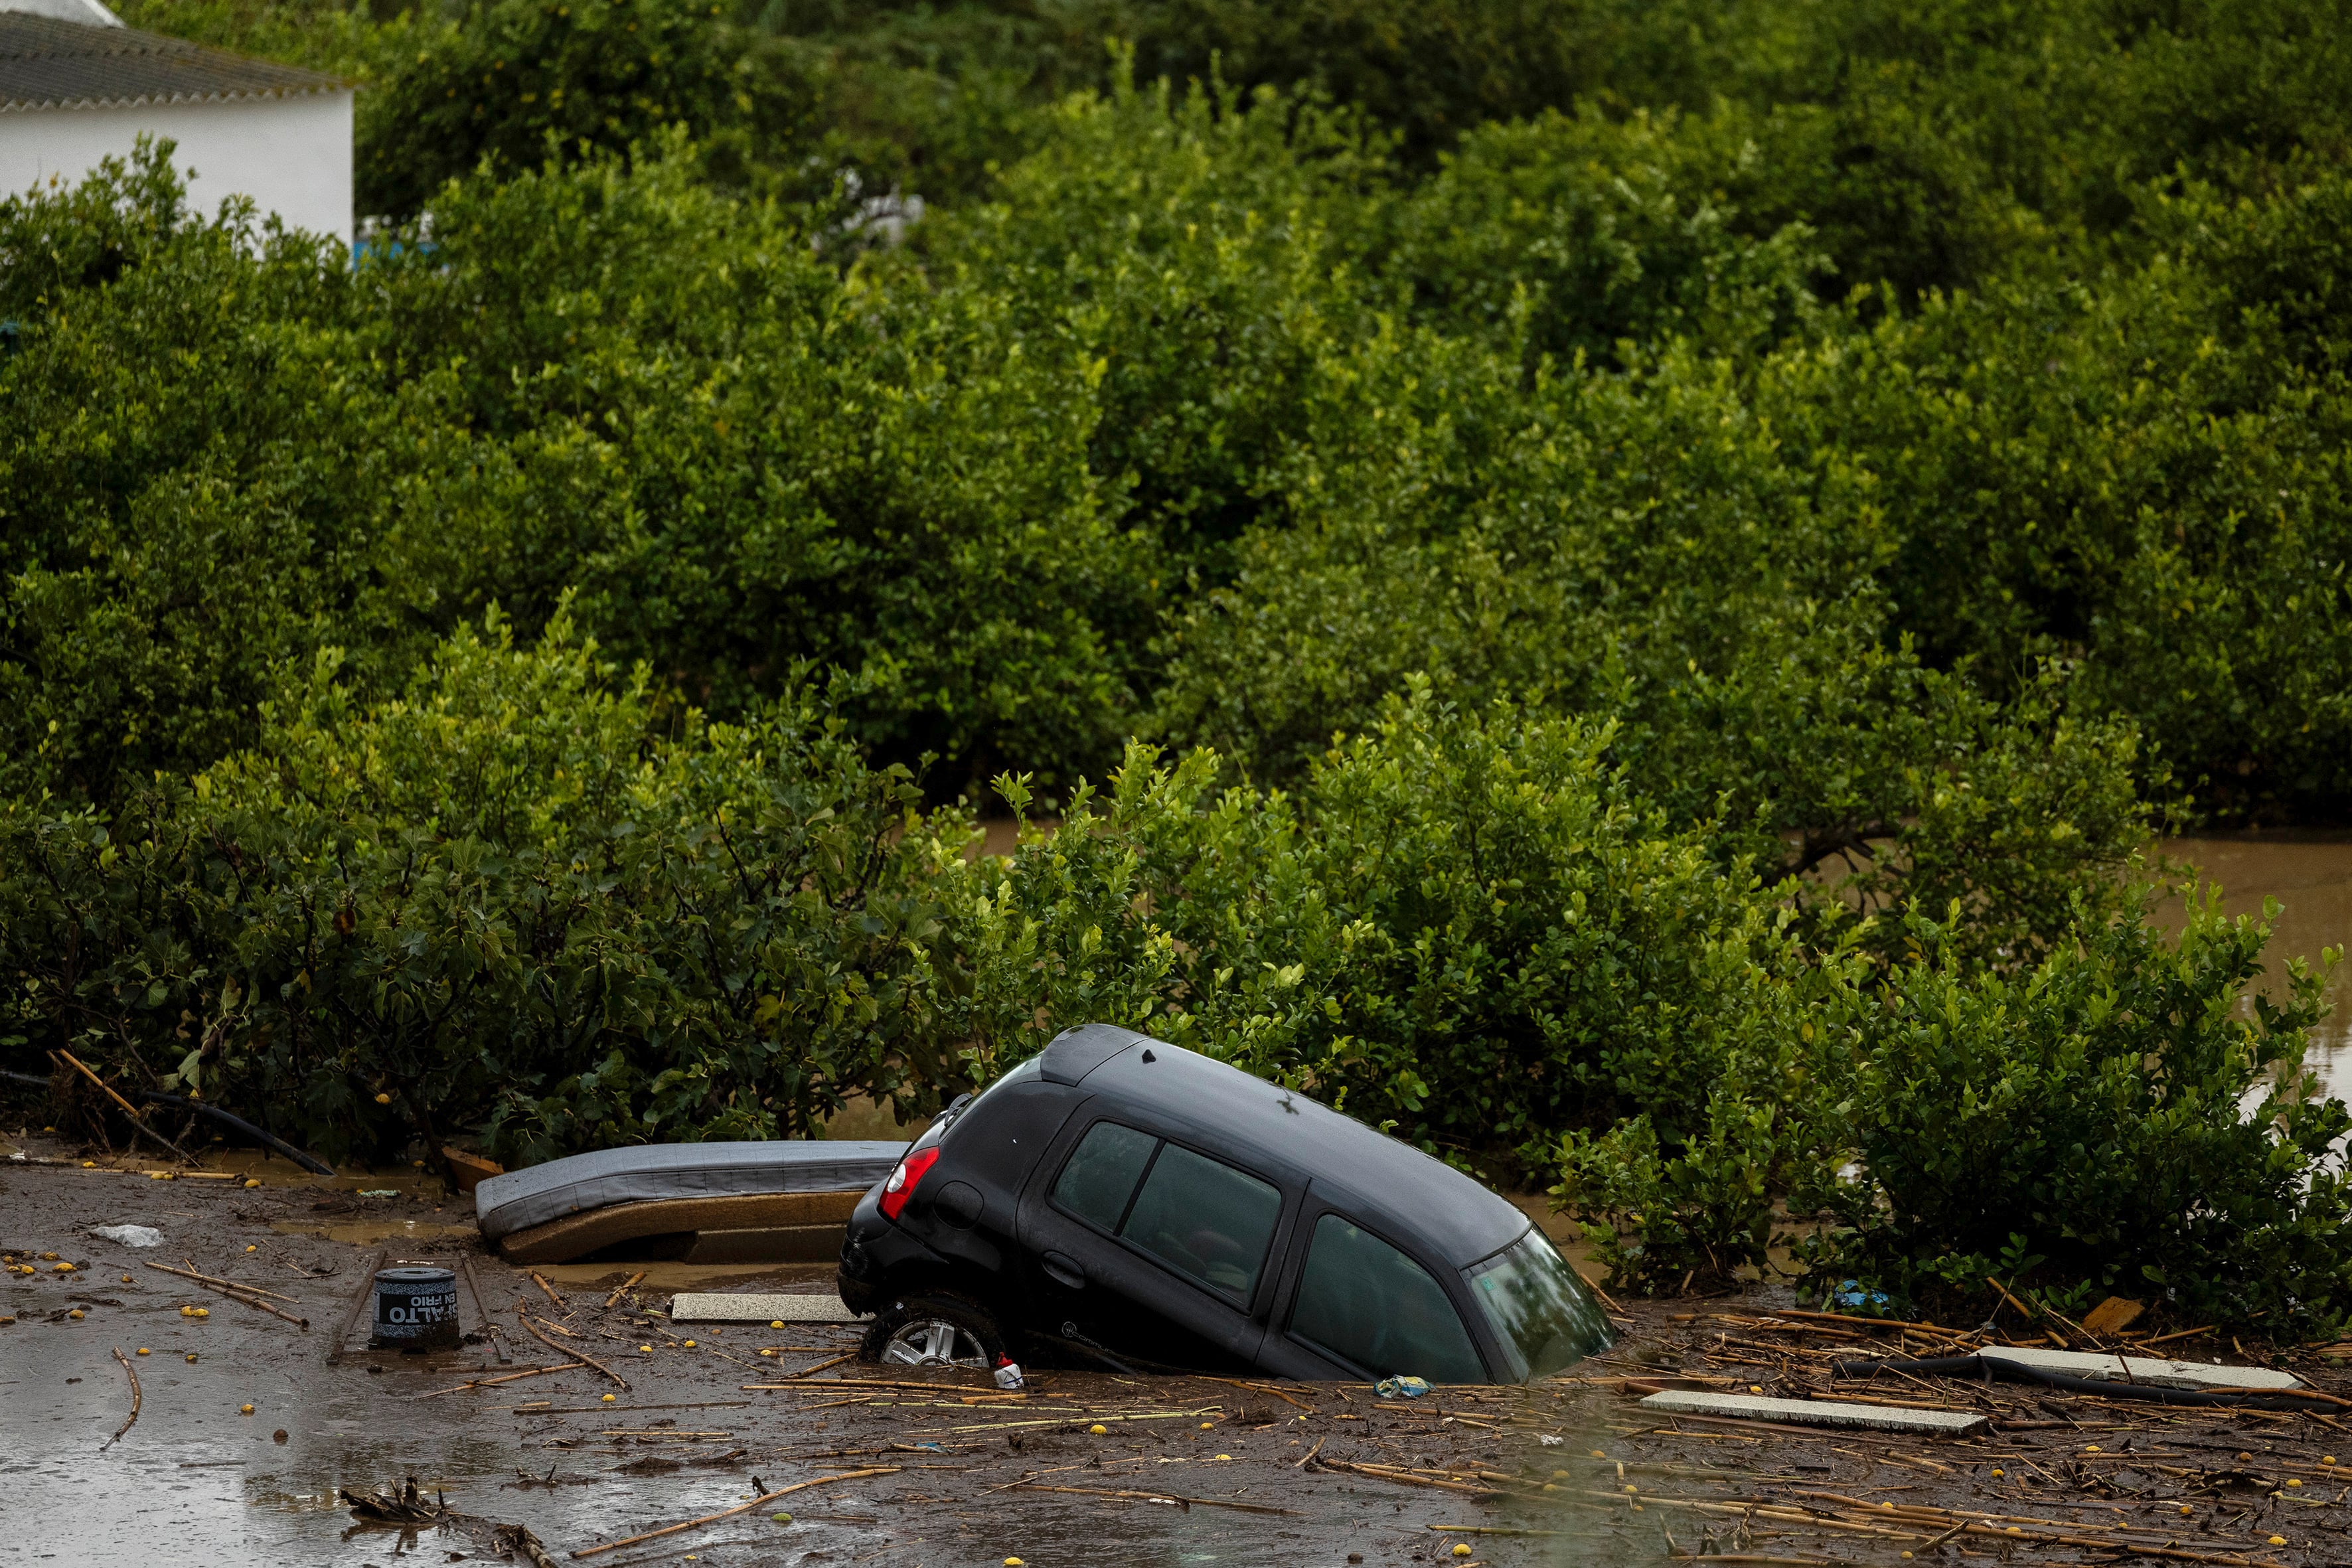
<box><xmin>878</xmin><ymin>1145</ymin><xmax>941</xmax><ymax>1222</ymax></box>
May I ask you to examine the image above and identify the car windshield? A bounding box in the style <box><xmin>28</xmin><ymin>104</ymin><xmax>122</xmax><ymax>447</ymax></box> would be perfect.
<box><xmin>1463</xmin><ymin>1227</ymin><xmax>1613</xmax><ymax>1381</ymax></box>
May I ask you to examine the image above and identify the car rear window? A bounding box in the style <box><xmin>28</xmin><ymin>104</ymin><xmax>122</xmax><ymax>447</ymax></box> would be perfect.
<box><xmin>1050</xmin><ymin>1122</ymin><xmax>1283</xmax><ymax>1305</ymax></box>
<box><xmin>1288</xmin><ymin>1214</ymin><xmax>1486</xmax><ymax>1384</ymax></box>
<box><xmin>1464</xmin><ymin>1226</ymin><xmax>1613</xmax><ymax>1381</ymax></box>
<box><xmin>1121</xmin><ymin>1143</ymin><xmax>1281</xmax><ymax>1302</ymax></box>
<box><xmin>1051</xmin><ymin>1121</ymin><xmax>1158</xmax><ymax>1232</ymax></box>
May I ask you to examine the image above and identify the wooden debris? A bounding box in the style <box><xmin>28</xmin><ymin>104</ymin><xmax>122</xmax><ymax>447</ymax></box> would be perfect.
<box><xmin>491</xmin><ymin>1524</ymin><xmax>561</xmax><ymax>1568</ymax></box>
<box><xmin>518</xmin><ymin>1310</ymin><xmax>628</xmax><ymax>1390</ymax></box>
<box><xmin>459</xmin><ymin>1253</ymin><xmax>509</xmax><ymax>1366</ymax></box>
<box><xmin>52</xmin><ymin>1049</ymin><xmax>197</xmax><ymax>1164</ymax></box>
<box><xmin>416</xmin><ymin>1362</ymin><xmax>591</xmax><ymax>1399</ymax></box>
<box><xmin>151</xmin><ymin>1259</ymin><xmax>299</xmax><ymax>1303</ymax></box>
<box><xmin>146</xmin><ymin>1261</ymin><xmax>311</xmax><ymax>1328</ymax></box>
<box><xmin>603</xmin><ymin>1272</ymin><xmax>646</xmax><ymax>1310</ymax></box>
<box><xmin>340</xmin><ymin>1476</ymin><xmax>445</xmax><ymax>1526</ymax></box>
<box><xmin>1010</xmin><ymin>1482</ymin><xmax>1300</xmax><ymax>1515</ymax></box>
<box><xmin>2080</xmin><ymin>1296</ymin><xmax>2146</xmax><ymax>1336</ymax></box>
<box><xmin>529</xmin><ymin>1271</ymin><xmax>569</xmax><ymax>1311</ymax></box>
<box><xmin>329</xmin><ymin>1247</ymin><xmax>388</xmax><ymax>1366</ymax></box>
<box><xmin>567</xmin><ymin>1466</ymin><xmax>898</xmax><ymax>1559</ymax></box>
<box><xmin>102</xmin><ymin>1346</ymin><xmax>141</xmax><ymax>1450</ymax></box>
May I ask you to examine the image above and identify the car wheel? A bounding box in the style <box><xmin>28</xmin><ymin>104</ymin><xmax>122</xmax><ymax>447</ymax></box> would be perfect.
<box><xmin>860</xmin><ymin>1292</ymin><xmax>1006</xmax><ymax>1370</ymax></box>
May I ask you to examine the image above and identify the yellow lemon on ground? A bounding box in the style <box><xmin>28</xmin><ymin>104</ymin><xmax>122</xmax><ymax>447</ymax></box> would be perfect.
<box><xmin>1005</xmin><ymin>1559</ymin><xmax>1025</xmax><ymax>1566</ymax></box>
<box><xmin>52</xmin><ymin>1263</ymin><xmax>75</xmax><ymax>1273</ymax></box>
<box><xmin>244</xmin><ymin>1180</ymin><xmax>261</xmax><ymax>1189</ymax></box>
<box><xmin>641</xmin><ymin>1345</ymin><xmax>653</xmax><ymax>1352</ymax></box>
<box><xmin>1214</xmin><ymin>1454</ymin><xmax>1231</xmax><ymax>1461</ymax></box>
<box><xmin>135</xmin><ymin>1348</ymin><xmax>149</xmax><ymax>1356</ymax></box>
<box><xmin>66</xmin><ymin>1308</ymin><xmax>84</xmax><ymax>1320</ymax></box>
<box><xmin>1089</xmin><ymin>1424</ymin><xmax>1107</xmax><ymax>1435</ymax></box>
<box><xmin>193</xmin><ymin>1308</ymin><xmax>208</xmax><ymax>1318</ymax></box>
<box><xmin>240</xmin><ymin>1403</ymin><xmax>254</xmax><ymax>1415</ymax></box>
<box><xmin>1200</xmin><ymin>1422</ymin><xmax>1213</xmax><ymax>1429</ymax></box>
<box><xmin>1991</xmin><ymin>1468</ymin><xmax>2005</xmax><ymax>1478</ymax></box>
<box><xmin>1453</xmin><ymin>1547</ymin><xmax>1473</xmax><ymax>1559</ymax></box>
<box><xmin>374</xmin><ymin>1093</ymin><xmax>392</xmax><ymax>1104</ymax></box>
<box><xmin>246</xmin><ymin>1245</ymin><xmax>257</xmax><ymax>1252</ymax></box>
<box><xmin>186</xmin><ymin>1353</ymin><xmax>197</xmax><ymax>1364</ymax></box>
<box><xmin>2270</xmin><ymin>1538</ymin><xmax>2288</xmax><ymax>1547</ymax></box>
<box><xmin>601</xmin><ymin>1393</ymin><xmax>617</xmax><ymax>1403</ymax></box>
<box><xmin>682</xmin><ymin>1340</ymin><xmax>697</xmax><ymax>1348</ymax></box>
<box><xmin>2286</xmin><ymin>1478</ymin><xmax>2302</xmax><ymax>1487</ymax></box>
<box><xmin>771</xmin><ymin>1320</ymin><xmax>784</xmax><ymax>1330</ymax></box>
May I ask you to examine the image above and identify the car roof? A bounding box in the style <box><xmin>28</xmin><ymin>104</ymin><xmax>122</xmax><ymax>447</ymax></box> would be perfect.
<box><xmin>1037</xmin><ymin>1024</ymin><xmax>1531</xmax><ymax>1270</ymax></box>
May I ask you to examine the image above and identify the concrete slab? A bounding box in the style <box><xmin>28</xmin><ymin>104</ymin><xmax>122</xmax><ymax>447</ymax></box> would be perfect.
<box><xmin>670</xmin><ymin>1291</ymin><xmax>867</xmax><ymax>1324</ymax></box>
<box><xmin>1979</xmin><ymin>1344</ymin><xmax>2304</xmax><ymax>1391</ymax></box>
<box><xmin>1640</xmin><ymin>1390</ymin><xmax>1990</xmax><ymax>1437</ymax></box>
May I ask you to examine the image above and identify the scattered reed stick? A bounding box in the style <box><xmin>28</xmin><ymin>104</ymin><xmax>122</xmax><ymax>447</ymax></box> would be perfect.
<box><xmin>568</xmin><ymin>1467</ymin><xmax>898</xmax><ymax>1559</ymax></box>
<box><xmin>415</xmin><ymin>1362</ymin><xmax>591</xmax><ymax>1399</ymax></box>
<box><xmin>146</xmin><ymin>1261</ymin><xmax>310</xmax><ymax>1328</ymax></box>
<box><xmin>1008</xmin><ymin>1482</ymin><xmax>1298</xmax><ymax>1516</ymax></box>
<box><xmin>529</xmin><ymin>1271</ymin><xmax>569</xmax><ymax>1311</ymax></box>
<box><xmin>518</xmin><ymin>1310</ymin><xmax>627</xmax><ymax>1389</ymax></box>
<box><xmin>153</xmin><ymin>1259</ymin><xmax>299</xmax><ymax>1302</ymax></box>
<box><xmin>102</xmin><ymin>1346</ymin><xmax>141</xmax><ymax>1450</ymax></box>
<box><xmin>603</xmin><ymin>1271</ymin><xmax>646</xmax><ymax>1309</ymax></box>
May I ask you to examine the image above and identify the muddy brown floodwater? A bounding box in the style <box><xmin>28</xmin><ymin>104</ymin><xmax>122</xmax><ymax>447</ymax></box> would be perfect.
<box><xmin>2159</xmin><ymin>834</ymin><xmax>2352</xmax><ymax>1107</ymax></box>
<box><xmin>5</xmin><ymin>1146</ymin><xmax>2349</xmax><ymax>1567</ymax></box>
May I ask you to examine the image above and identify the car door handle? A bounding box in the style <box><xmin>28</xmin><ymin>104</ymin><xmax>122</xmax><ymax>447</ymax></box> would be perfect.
<box><xmin>1041</xmin><ymin>1251</ymin><xmax>1086</xmax><ymax>1291</ymax></box>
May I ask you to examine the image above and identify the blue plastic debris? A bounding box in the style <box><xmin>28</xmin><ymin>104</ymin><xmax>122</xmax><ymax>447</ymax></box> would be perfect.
<box><xmin>1375</xmin><ymin>1376</ymin><xmax>1433</xmax><ymax>1399</ymax></box>
<box><xmin>1831</xmin><ymin>1279</ymin><xmax>1891</xmax><ymax>1312</ymax></box>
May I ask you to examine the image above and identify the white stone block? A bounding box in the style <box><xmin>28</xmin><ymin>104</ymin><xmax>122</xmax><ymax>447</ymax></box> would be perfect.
<box><xmin>668</xmin><ymin>1291</ymin><xmax>866</xmax><ymax>1324</ymax></box>
<box><xmin>1640</xmin><ymin>1390</ymin><xmax>1990</xmax><ymax>1437</ymax></box>
<box><xmin>1979</xmin><ymin>1344</ymin><xmax>2303</xmax><ymax>1391</ymax></box>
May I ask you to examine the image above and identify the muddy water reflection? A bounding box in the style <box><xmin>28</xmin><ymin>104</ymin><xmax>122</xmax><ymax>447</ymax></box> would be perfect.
<box><xmin>2157</xmin><ymin>834</ymin><xmax>2352</xmax><ymax>1105</ymax></box>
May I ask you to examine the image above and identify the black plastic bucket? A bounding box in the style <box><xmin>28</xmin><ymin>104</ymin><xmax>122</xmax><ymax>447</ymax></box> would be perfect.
<box><xmin>372</xmin><ymin>1266</ymin><xmax>461</xmax><ymax>1349</ymax></box>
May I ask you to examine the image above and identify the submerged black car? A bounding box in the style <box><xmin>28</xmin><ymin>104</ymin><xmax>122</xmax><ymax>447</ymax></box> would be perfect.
<box><xmin>836</xmin><ymin>1024</ymin><xmax>1612</xmax><ymax>1383</ymax></box>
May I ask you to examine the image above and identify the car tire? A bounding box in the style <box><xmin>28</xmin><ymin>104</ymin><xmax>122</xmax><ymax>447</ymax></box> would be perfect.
<box><xmin>860</xmin><ymin>1291</ymin><xmax>1006</xmax><ymax>1370</ymax></box>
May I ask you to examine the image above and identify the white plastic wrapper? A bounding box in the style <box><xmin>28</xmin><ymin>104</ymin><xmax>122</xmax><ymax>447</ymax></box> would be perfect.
<box><xmin>90</xmin><ymin>1224</ymin><xmax>163</xmax><ymax>1248</ymax></box>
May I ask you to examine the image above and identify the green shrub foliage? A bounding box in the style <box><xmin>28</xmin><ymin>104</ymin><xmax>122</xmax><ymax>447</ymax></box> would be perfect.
<box><xmin>0</xmin><ymin>612</ymin><xmax>963</xmax><ymax>1168</ymax></box>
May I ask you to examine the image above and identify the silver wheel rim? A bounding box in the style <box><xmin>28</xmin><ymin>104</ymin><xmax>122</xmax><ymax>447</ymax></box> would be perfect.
<box><xmin>879</xmin><ymin>1317</ymin><xmax>989</xmax><ymax>1369</ymax></box>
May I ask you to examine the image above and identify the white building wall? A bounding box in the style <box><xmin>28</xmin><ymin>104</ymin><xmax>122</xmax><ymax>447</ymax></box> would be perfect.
<box><xmin>0</xmin><ymin>88</ymin><xmax>353</xmax><ymax>246</ymax></box>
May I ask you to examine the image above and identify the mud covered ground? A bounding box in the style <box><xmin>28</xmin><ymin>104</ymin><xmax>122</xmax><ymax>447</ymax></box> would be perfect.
<box><xmin>4</xmin><ymin>1137</ymin><xmax>2349</xmax><ymax>1568</ymax></box>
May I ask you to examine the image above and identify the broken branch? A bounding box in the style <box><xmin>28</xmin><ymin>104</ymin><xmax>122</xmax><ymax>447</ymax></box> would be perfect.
<box><xmin>102</xmin><ymin>1346</ymin><xmax>141</xmax><ymax>1450</ymax></box>
<box><xmin>517</xmin><ymin>1311</ymin><xmax>627</xmax><ymax>1390</ymax></box>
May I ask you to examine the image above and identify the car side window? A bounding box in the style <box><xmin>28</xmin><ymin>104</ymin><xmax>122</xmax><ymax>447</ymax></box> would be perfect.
<box><xmin>1119</xmin><ymin>1143</ymin><xmax>1282</xmax><ymax>1304</ymax></box>
<box><xmin>1050</xmin><ymin>1120</ymin><xmax>1158</xmax><ymax>1233</ymax></box>
<box><xmin>1289</xmin><ymin>1213</ymin><xmax>1486</xmax><ymax>1383</ymax></box>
